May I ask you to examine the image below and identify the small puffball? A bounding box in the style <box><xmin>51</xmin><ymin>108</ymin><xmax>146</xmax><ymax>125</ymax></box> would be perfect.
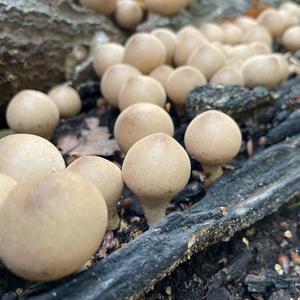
<box><xmin>279</xmin><ymin>1</ymin><xmax>300</xmax><ymax>19</ymax></box>
<box><xmin>149</xmin><ymin>65</ymin><xmax>174</xmax><ymax>90</ymax></box>
<box><xmin>101</xmin><ymin>64</ymin><xmax>141</xmax><ymax>107</ymax></box>
<box><xmin>114</xmin><ymin>103</ymin><xmax>174</xmax><ymax>153</ymax></box>
<box><xmin>93</xmin><ymin>43</ymin><xmax>124</xmax><ymax>76</ymax></box>
<box><xmin>115</xmin><ymin>0</ymin><xmax>143</xmax><ymax>30</ymax></box>
<box><xmin>242</xmin><ymin>25</ymin><xmax>273</xmax><ymax>47</ymax></box>
<box><xmin>257</xmin><ymin>8</ymin><xmax>286</xmax><ymax>38</ymax></box>
<box><xmin>174</xmin><ymin>34</ymin><xmax>206</xmax><ymax>66</ymax></box>
<box><xmin>177</xmin><ymin>26</ymin><xmax>205</xmax><ymax>40</ymax></box>
<box><xmin>235</xmin><ymin>16</ymin><xmax>257</xmax><ymax>32</ymax></box>
<box><xmin>166</xmin><ymin>66</ymin><xmax>206</xmax><ymax>110</ymax></box>
<box><xmin>226</xmin><ymin>58</ymin><xmax>244</xmax><ymax>70</ymax></box>
<box><xmin>227</xmin><ymin>44</ymin><xmax>255</xmax><ymax>61</ymax></box>
<box><xmin>0</xmin><ymin>174</ymin><xmax>17</xmax><ymax>210</ymax></box>
<box><xmin>210</xmin><ymin>66</ymin><xmax>244</xmax><ymax>86</ymax></box>
<box><xmin>200</xmin><ymin>23</ymin><xmax>224</xmax><ymax>43</ymax></box>
<box><xmin>187</xmin><ymin>44</ymin><xmax>226</xmax><ymax>80</ymax></box>
<box><xmin>278</xmin><ymin>10</ymin><xmax>299</xmax><ymax>31</ymax></box>
<box><xmin>144</xmin><ymin>0</ymin><xmax>190</xmax><ymax>16</ymax></box>
<box><xmin>118</xmin><ymin>75</ymin><xmax>166</xmax><ymax>111</ymax></box>
<box><xmin>273</xmin><ymin>53</ymin><xmax>289</xmax><ymax>81</ymax></box>
<box><xmin>123</xmin><ymin>33</ymin><xmax>167</xmax><ymax>74</ymax></box>
<box><xmin>79</xmin><ymin>0</ymin><xmax>117</xmax><ymax>15</ymax></box>
<box><xmin>48</xmin><ymin>85</ymin><xmax>82</xmax><ymax>118</ymax></box>
<box><xmin>151</xmin><ymin>28</ymin><xmax>177</xmax><ymax>65</ymax></box>
<box><xmin>249</xmin><ymin>42</ymin><xmax>271</xmax><ymax>55</ymax></box>
<box><xmin>6</xmin><ymin>90</ymin><xmax>59</xmax><ymax>140</ymax></box>
<box><xmin>282</xmin><ymin>25</ymin><xmax>300</xmax><ymax>52</ymax></box>
<box><xmin>221</xmin><ymin>23</ymin><xmax>243</xmax><ymax>45</ymax></box>
<box><xmin>242</xmin><ymin>54</ymin><xmax>281</xmax><ymax>88</ymax></box>
<box><xmin>0</xmin><ymin>134</ymin><xmax>65</xmax><ymax>182</ymax></box>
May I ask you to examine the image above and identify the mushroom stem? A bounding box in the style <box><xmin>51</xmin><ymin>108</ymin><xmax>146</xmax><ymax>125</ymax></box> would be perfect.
<box><xmin>141</xmin><ymin>201</ymin><xmax>169</xmax><ymax>226</ymax></box>
<box><xmin>201</xmin><ymin>163</ymin><xmax>223</xmax><ymax>182</ymax></box>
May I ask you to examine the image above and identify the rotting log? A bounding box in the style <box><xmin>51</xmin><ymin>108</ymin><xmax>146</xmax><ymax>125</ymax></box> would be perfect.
<box><xmin>19</xmin><ymin>133</ymin><xmax>300</xmax><ymax>300</ymax></box>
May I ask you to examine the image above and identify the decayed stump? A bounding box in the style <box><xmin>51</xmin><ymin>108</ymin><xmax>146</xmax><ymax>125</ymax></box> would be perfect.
<box><xmin>19</xmin><ymin>132</ymin><xmax>300</xmax><ymax>299</ymax></box>
<box><xmin>0</xmin><ymin>0</ymin><xmax>124</xmax><ymax>109</ymax></box>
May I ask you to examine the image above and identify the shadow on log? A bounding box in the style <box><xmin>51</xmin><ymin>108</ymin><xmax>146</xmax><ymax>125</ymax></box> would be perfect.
<box><xmin>20</xmin><ymin>133</ymin><xmax>300</xmax><ymax>300</ymax></box>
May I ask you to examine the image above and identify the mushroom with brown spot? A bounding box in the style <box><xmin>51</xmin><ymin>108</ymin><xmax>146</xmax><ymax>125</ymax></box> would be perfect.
<box><xmin>184</xmin><ymin>110</ymin><xmax>242</xmax><ymax>182</ymax></box>
<box><xmin>6</xmin><ymin>90</ymin><xmax>60</xmax><ymax>140</ymax></box>
<box><xmin>101</xmin><ymin>64</ymin><xmax>141</xmax><ymax>107</ymax></box>
<box><xmin>67</xmin><ymin>156</ymin><xmax>123</xmax><ymax>230</ymax></box>
<box><xmin>118</xmin><ymin>75</ymin><xmax>166</xmax><ymax>111</ymax></box>
<box><xmin>93</xmin><ymin>43</ymin><xmax>125</xmax><ymax>77</ymax></box>
<box><xmin>123</xmin><ymin>33</ymin><xmax>166</xmax><ymax>74</ymax></box>
<box><xmin>0</xmin><ymin>134</ymin><xmax>65</xmax><ymax>182</ymax></box>
<box><xmin>48</xmin><ymin>85</ymin><xmax>82</xmax><ymax>118</ymax></box>
<box><xmin>122</xmin><ymin>133</ymin><xmax>191</xmax><ymax>226</ymax></box>
<box><xmin>0</xmin><ymin>171</ymin><xmax>107</xmax><ymax>281</ymax></box>
<box><xmin>114</xmin><ymin>103</ymin><xmax>174</xmax><ymax>153</ymax></box>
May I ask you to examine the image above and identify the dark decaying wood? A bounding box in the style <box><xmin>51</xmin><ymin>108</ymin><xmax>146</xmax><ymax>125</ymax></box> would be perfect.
<box><xmin>19</xmin><ymin>132</ymin><xmax>300</xmax><ymax>300</ymax></box>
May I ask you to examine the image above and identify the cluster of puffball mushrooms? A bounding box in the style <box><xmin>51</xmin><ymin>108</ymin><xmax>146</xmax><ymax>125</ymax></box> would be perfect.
<box><xmin>1</xmin><ymin>0</ymin><xmax>300</xmax><ymax>284</ymax></box>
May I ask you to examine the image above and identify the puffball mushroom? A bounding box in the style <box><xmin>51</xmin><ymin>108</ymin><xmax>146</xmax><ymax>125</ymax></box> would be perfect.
<box><xmin>257</xmin><ymin>8</ymin><xmax>285</xmax><ymax>38</ymax></box>
<box><xmin>48</xmin><ymin>85</ymin><xmax>82</xmax><ymax>118</ymax></box>
<box><xmin>227</xmin><ymin>44</ymin><xmax>255</xmax><ymax>61</ymax></box>
<box><xmin>174</xmin><ymin>34</ymin><xmax>206</xmax><ymax>66</ymax></box>
<box><xmin>249</xmin><ymin>42</ymin><xmax>271</xmax><ymax>55</ymax></box>
<box><xmin>6</xmin><ymin>90</ymin><xmax>59</xmax><ymax>140</ymax></box>
<box><xmin>177</xmin><ymin>25</ymin><xmax>206</xmax><ymax>40</ymax></box>
<box><xmin>242</xmin><ymin>54</ymin><xmax>281</xmax><ymax>88</ymax></box>
<box><xmin>242</xmin><ymin>25</ymin><xmax>273</xmax><ymax>47</ymax></box>
<box><xmin>0</xmin><ymin>174</ymin><xmax>17</xmax><ymax>209</ymax></box>
<box><xmin>151</xmin><ymin>28</ymin><xmax>177</xmax><ymax>65</ymax></box>
<box><xmin>221</xmin><ymin>23</ymin><xmax>243</xmax><ymax>45</ymax></box>
<box><xmin>67</xmin><ymin>156</ymin><xmax>123</xmax><ymax>230</ymax></box>
<box><xmin>273</xmin><ymin>53</ymin><xmax>289</xmax><ymax>81</ymax></box>
<box><xmin>200</xmin><ymin>23</ymin><xmax>224</xmax><ymax>43</ymax></box>
<box><xmin>144</xmin><ymin>0</ymin><xmax>190</xmax><ymax>16</ymax></box>
<box><xmin>123</xmin><ymin>33</ymin><xmax>166</xmax><ymax>74</ymax></box>
<box><xmin>279</xmin><ymin>1</ymin><xmax>300</xmax><ymax>19</ymax></box>
<box><xmin>0</xmin><ymin>171</ymin><xmax>107</xmax><ymax>281</ymax></box>
<box><xmin>210</xmin><ymin>66</ymin><xmax>244</xmax><ymax>86</ymax></box>
<box><xmin>149</xmin><ymin>65</ymin><xmax>174</xmax><ymax>90</ymax></box>
<box><xmin>184</xmin><ymin>110</ymin><xmax>242</xmax><ymax>182</ymax></box>
<box><xmin>93</xmin><ymin>43</ymin><xmax>125</xmax><ymax>76</ymax></box>
<box><xmin>226</xmin><ymin>58</ymin><xmax>244</xmax><ymax>70</ymax></box>
<box><xmin>115</xmin><ymin>0</ymin><xmax>143</xmax><ymax>30</ymax></box>
<box><xmin>101</xmin><ymin>64</ymin><xmax>141</xmax><ymax>107</ymax></box>
<box><xmin>122</xmin><ymin>133</ymin><xmax>191</xmax><ymax>226</ymax></box>
<box><xmin>166</xmin><ymin>66</ymin><xmax>207</xmax><ymax>114</ymax></box>
<box><xmin>118</xmin><ymin>75</ymin><xmax>166</xmax><ymax>111</ymax></box>
<box><xmin>187</xmin><ymin>44</ymin><xmax>226</xmax><ymax>80</ymax></box>
<box><xmin>0</xmin><ymin>134</ymin><xmax>65</xmax><ymax>182</ymax></box>
<box><xmin>235</xmin><ymin>16</ymin><xmax>257</xmax><ymax>32</ymax></box>
<box><xmin>79</xmin><ymin>0</ymin><xmax>117</xmax><ymax>15</ymax></box>
<box><xmin>114</xmin><ymin>103</ymin><xmax>174</xmax><ymax>153</ymax></box>
<box><xmin>282</xmin><ymin>26</ymin><xmax>300</xmax><ymax>52</ymax></box>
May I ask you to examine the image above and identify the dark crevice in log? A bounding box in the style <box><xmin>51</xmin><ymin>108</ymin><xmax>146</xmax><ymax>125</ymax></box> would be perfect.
<box><xmin>19</xmin><ymin>133</ymin><xmax>300</xmax><ymax>300</ymax></box>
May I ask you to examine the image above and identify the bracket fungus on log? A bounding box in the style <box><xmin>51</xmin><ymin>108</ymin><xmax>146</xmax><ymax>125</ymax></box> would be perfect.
<box><xmin>19</xmin><ymin>133</ymin><xmax>300</xmax><ymax>300</ymax></box>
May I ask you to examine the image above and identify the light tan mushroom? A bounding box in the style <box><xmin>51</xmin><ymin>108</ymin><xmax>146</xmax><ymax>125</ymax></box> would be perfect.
<box><xmin>144</xmin><ymin>0</ymin><xmax>190</xmax><ymax>16</ymax></box>
<box><xmin>118</xmin><ymin>75</ymin><xmax>166</xmax><ymax>111</ymax></box>
<box><xmin>278</xmin><ymin>10</ymin><xmax>299</xmax><ymax>31</ymax></box>
<box><xmin>122</xmin><ymin>133</ymin><xmax>191</xmax><ymax>226</ymax></box>
<box><xmin>272</xmin><ymin>53</ymin><xmax>289</xmax><ymax>81</ymax></box>
<box><xmin>166</xmin><ymin>66</ymin><xmax>206</xmax><ymax>115</ymax></box>
<box><xmin>101</xmin><ymin>64</ymin><xmax>141</xmax><ymax>107</ymax></box>
<box><xmin>187</xmin><ymin>44</ymin><xmax>226</xmax><ymax>80</ymax></box>
<box><xmin>221</xmin><ymin>23</ymin><xmax>243</xmax><ymax>45</ymax></box>
<box><xmin>249</xmin><ymin>42</ymin><xmax>271</xmax><ymax>55</ymax></box>
<box><xmin>177</xmin><ymin>26</ymin><xmax>206</xmax><ymax>40</ymax></box>
<box><xmin>241</xmin><ymin>54</ymin><xmax>281</xmax><ymax>88</ymax></box>
<box><xmin>48</xmin><ymin>85</ymin><xmax>82</xmax><ymax>118</ymax></box>
<box><xmin>67</xmin><ymin>156</ymin><xmax>123</xmax><ymax>230</ymax></box>
<box><xmin>227</xmin><ymin>44</ymin><xmax>256</xmax><ymax>61</ymax></box>
<box><xmin>174</xmin><ymin>33</ymin><xmax>207</xmax><ymax>66</ymax></box>
<box><xmin>6</xmin><ymin>90</ymin><xmax>59</xmax><ymax>140</ymax></box>
<box><xmin>149</xmin><ymin>65</ymin><xmax>174</xmax><ymax>90</ymax></box>
<box><xmin>226</xmin><ymin>58</ymin><xmax>244</xmax><ymax>70</ymax></box>
<box><xmin>151</xmin><ymin>28</ymin><xmax>177</xmax><ymax>65</ymax></box>
<box><xmin>0</xmin><ymin>171</ymin><xmax>107</xmax><ymax>281</ymax></box>
<box><xmin>0</xmin><ymin>174</ymin><xmax>17</xmax><ymax>210</ymax></box>
<box><xmin>114</xmin><ymin>103</ymin><xmax>174</xmax><ymax>153</ymax></box>
<box><xmin>93</xmin><ymin>43</ymin><xmax>125</xmax><ymax>77</ymax></box>
<box><xmin>123</xmin><ymin>33</ymin><xmax>166</xmax><ymax>74</ymax></box>
<box><xmin>282</xmin><ymin>25</ymin><xmax>300</xmax><ymax>52</ymax></box>
<box><xmin>242</xmin><ymin>25</ymin><xmax>273</xmax><ymax>47</ymax></box>
<box><xmin>0</xmin><ymin>134</ymin><xmax>65</xmax><ymax>182</ymax></box>
<box><xmin>279</xmin><ymin>1</ymin><xmax>300</xmax><ymax>19</ymax></box>
<box><xmin>200</xmin><ymin>23</ymin><xmax>224</xmax><ymax>43</ymax></box>
<box><xmin>184</xmin><ymin>110</ymin><xmax>242</xmax><ymax>182</ymax></box>
<box><xmin>79</xmin><ymin>0</ymin><xmax>117</xmax><ymax>15</ymax></box>
<box><xmin>235</xmin><ymin>16</ymin><xmax>257</xmax><ymax>32</ymax></box>
<box><xmin>210</xmin><ymin>66</ymin><xmax>244</xmax><ymax>86</ymax></box>
<box><xmin>115</xmin><ymin>0</ymin><xmax>143</xmax><ymax>30</ymax></box>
